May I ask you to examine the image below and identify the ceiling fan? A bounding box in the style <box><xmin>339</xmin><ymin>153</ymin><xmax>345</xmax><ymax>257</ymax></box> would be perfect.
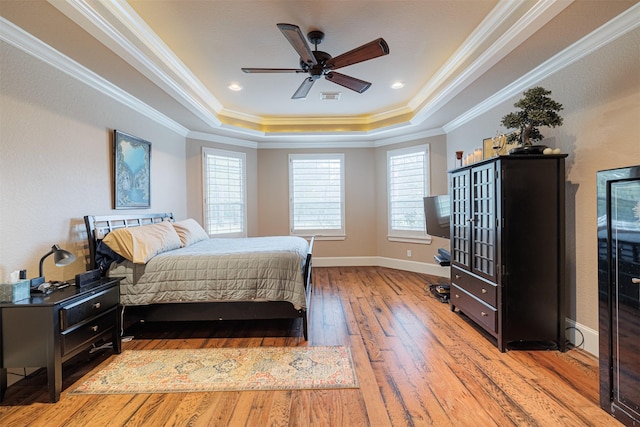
<box><xmin>241</xmin><ymin>23</ymin><xmax>390</xmax><ymax>99</ymax></box>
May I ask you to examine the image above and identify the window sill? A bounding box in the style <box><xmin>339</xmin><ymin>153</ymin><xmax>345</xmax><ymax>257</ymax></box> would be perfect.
<box><xmin>387</xmin><ymin>235</ymin><xmax>432</xmax><ymax>244</ymax></box>
<box><xmin>292</xmin><ymin>234</ymin><xmax>346</xmax><ymax>241</ymax></box>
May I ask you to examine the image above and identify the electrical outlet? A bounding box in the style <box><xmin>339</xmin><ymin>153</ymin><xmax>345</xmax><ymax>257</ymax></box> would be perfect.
<box><xmin>407</xmin><ymin>250</ymin><xmax>412</xmax><ymax>257</ymax></box>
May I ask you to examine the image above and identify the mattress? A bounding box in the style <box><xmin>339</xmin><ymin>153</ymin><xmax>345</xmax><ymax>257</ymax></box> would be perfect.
<box><xmin>107</xmin><ymin>236</ymin><xmax>309</xmax><ymax>310</ymax></box>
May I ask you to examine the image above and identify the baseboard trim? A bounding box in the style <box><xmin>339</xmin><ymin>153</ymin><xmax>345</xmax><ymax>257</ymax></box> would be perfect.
<box><xmin>565</xmin><ymin>318</ymin><xmax>598</xmax><ymax>357</ymax></box>
<box><xmin>313</xmin><ymin>256</ymin><xmax>450</xmax><ymax>278</ymax></box>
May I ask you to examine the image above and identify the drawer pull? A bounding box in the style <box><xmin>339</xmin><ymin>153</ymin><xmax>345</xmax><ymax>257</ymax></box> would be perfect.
<box><xmin>455</xmin><ymin>294</ymin><xmax>460</xmax><ymax>299</ymax></box>
<box><xmin>481</xmin><ymin>311</ymin><xmax>488</xmax><ymax>317</ymax></box>
<box><xmin>93</xmin><ymin>302</ymin><xmax>101</xmax><ymax>309</ymax></box>
<box><xmin>455</xmin><ymin>274</ymin><xmax>461</xmax><ymax>279</ymax></box>
<box><xmin>481</xmin><ymin>288</ymin><xmax>487</xmax><ymax>294</ymax></box>
<box><xmin>90</xmin><ymin>325</ymin><xmax>99</xmax><ymax>332</ymax></box>
<box><xmin>632</xmin><ymin>278</ymin><xmax>640</xmax><ymax>284</ymax></box>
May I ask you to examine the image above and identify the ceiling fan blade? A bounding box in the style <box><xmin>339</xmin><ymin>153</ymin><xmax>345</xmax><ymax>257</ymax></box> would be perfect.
<box><xmin>325</xmin><ymin>72</ymin><xmax>371</xmax><ymax>93</ymax></box>
<box><xmin>277</xmin><ymin>23</ymin><xmax>317</xmax><ymax>66</ymax></box>
<box><xmin>242</xmin><ymin>68</ymin><xmax>305</xmax><ymax>73</ymax></box>
<box><xmin>292</xmin><ymin>77</ymin><xmax>316</xmax><ymax>99</ymax></box>
<box><xmin>325</xmin><ymin>38</ymin><xmax>389</xmax><ymax>70</ymax></box>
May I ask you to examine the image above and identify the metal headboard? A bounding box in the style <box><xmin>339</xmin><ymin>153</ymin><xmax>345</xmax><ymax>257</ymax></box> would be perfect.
<box><xmin>84</xmin><ymin>213</ymin><xmax>174</xmax><ymax>270</ymax></box>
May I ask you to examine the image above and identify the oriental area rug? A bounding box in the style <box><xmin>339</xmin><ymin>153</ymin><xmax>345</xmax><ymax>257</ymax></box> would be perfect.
<box><xmin>70</xmin><ymin>346</ymin><xmax>358</xmax><ymax>395</ymax></box>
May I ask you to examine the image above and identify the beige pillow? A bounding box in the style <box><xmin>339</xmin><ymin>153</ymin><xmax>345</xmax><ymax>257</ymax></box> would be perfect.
<box><xmin>172</xmin><ymin>218</ymin><xmax>209</xmax><ymax>247</ymax></box>
<box><xmin>102</xmin><ymin>221</ymin><xmax>182</xmax><ymax>264</ymax></box>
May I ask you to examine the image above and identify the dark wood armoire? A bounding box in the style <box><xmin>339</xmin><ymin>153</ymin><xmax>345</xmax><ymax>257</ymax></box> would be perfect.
<box><xmin>449</xmin><ymin>154</ymin><xmax>567</xmax><ymax>352</ymax></box>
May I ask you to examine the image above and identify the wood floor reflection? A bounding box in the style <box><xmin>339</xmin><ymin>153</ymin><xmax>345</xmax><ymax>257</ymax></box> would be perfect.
<box><xmin>0</xmin><ymin>267</ymin><xmax>620</xmax><ymax>426</ymax></box>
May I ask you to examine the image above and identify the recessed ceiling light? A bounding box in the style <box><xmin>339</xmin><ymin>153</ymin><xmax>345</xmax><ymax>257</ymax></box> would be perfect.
<box><xmin>391</xmin><ymin>82</ymin><xmax>405</xmax><ymax>90</ymax></box>
<box><xmin>228</xmin><ymin>83</ymin><xmax>243</xmax><ymax>91</ymax></box>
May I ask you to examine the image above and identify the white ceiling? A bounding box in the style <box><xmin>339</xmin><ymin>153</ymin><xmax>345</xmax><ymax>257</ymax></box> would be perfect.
<box><xmin>1</xmin><ymin>0</ymin><xmax>638</xmax><ymax>145</ymax></box>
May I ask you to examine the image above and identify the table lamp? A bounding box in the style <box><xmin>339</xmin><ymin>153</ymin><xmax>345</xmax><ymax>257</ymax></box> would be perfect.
<box><xmin>39</xmin><ymin>244</ymin><xmax>77</xmax><ymax>278</ymax></box>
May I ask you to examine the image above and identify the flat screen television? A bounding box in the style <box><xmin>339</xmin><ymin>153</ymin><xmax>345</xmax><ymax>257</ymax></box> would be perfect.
<box><xmin>423</xmin><ymin>195</ymin><xmax>451</xmax><ymax>239</ymax></box>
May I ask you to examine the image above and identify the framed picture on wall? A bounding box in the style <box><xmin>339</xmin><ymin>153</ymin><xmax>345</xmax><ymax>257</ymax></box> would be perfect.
<box><xmin>113</xmin><ymin>130</ymin><xmax>151</xmax><ymax>209</ymax></box>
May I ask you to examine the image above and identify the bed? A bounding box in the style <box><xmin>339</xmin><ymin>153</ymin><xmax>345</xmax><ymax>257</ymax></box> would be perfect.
<box><xmin>84</xmin><ymin>213</ymin><xmax>314</xmax><ymax>339</ymax></box>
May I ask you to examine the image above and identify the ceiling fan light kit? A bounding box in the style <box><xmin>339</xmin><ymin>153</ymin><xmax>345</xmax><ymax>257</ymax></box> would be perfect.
<box><xmin>241</xmin><ymin>23</ymin><xmax>389</xmax><ymax>99</ymax></box>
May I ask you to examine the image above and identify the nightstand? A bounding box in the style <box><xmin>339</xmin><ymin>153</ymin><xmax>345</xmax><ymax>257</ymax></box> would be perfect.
<box><xmin>0</xmin><ymin>277</ymin><xmax>121</xmax><ymax>402</ymax></box>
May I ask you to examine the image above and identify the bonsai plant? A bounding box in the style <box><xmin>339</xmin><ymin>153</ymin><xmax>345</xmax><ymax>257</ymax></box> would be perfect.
<box><xmin>501</xmin><ymin>86</ymin><xmax>563</xmax><ymax>151</ymax></box>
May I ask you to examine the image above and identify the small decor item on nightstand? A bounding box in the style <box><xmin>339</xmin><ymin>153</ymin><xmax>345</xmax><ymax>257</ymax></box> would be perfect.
<box><xmin>75</xmin><ymin>268</ymin><xmax>102</xmax><ymax>288</ymax></box>
<box><xmin>0</xmin><ymin>277</ymin><xmax>30</xmax><ymax>302</ymax></box>
<box><xmin>500</xmin><ymin>86</ymin><xmax>563</xmax><ymax>155</ymax></box>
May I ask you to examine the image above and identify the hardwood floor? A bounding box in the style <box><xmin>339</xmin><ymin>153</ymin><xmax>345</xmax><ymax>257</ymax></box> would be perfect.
<box><xmin>0</xmin><ymin>267</ymin><xmax>619</xmax><ymax>426</ymax></box>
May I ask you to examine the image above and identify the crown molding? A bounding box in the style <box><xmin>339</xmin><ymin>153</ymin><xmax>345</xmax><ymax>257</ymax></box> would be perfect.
<box><xmin>49</xmin><ymin>0</ymin><xmax>222</xmax><ymax>128</ymax></box>
<box><xmin>48</xmin><ymin>0</ymin><xmax>572</xmax><ymax>132</ymax></box>
<box><xmin>187</xmin><ymin>131</ymin><xmax>259</xmax><ymax>149</ymax></box>
<box><xmin>443</xmin><ymin>2</ymin><xmax>640</xmax><ymax>133</ymax></box>
<box><xmin>411</xmin><ymin>0</ymin><xmax>573</xmax><ymax>125</ymax></box>
<box><xmin>0</xmin><ymin>16</ymin><xmax>189</xmax><ymax>137</ymax></box>
<box><xmin>6</xmin><ymin>2</ymin><xmax>636</xmax><ymax>148</ymax></box>
<box><xmin>408</xmin><ymin>0</ymin><xmax>525</xmax><ymax>111</ymax></box>
<box><xmin>373</xmin><ymin>128</ymin><xmax>446</xmax><ymax>148</ymax></box>
<box><xmin>257</xmin><ymin>140</ymin><xmax>376</xmax><ymax>149</ymax></box>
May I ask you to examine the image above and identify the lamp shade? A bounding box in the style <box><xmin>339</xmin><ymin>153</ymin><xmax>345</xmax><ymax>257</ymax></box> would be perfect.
<box><xmin>39</xmin><ymin>244</ymin><xmax>77</xmax><ymax>278</ymax></box>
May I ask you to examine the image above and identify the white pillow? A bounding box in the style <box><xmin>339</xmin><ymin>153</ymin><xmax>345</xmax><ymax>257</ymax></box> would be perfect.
<box><xmin>102</xmin><ymin>221</ymin><xmax>182</xmax><ymax>264</ymax></box>
<box><xmin>172</xmin><ymin>218</ymin><xmax>209</xmax><ymax>247</ymax></box>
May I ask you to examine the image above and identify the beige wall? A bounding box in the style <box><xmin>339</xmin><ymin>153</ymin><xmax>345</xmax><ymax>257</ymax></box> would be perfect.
<box><xmin>0</xmin><ymin>42</ymin><xmax>187</xmax><ymax>282</ymax></box>
<box><xmin>252</xmin><ymin>136</ymin><xmax>449</xmax><ymax>261</ymax></box>
<box><xmin>256</xmin><ymin>148</ymin><xmax>378</xmax><ymax>258</ymax></box>
<box><xmin>185</xmin><ymin>138</ymin><xmax>259</xmax><ymax>235</ymax></box>
<box><xmin>184</xmin><ymin>135</ymin><xmax>449</xmax><ymax>264</ymax></box>
<box><xmin>375</xmin><ymin>135</ymin><xmax>450</xmax><ymax>264</ymax></box>
<box><xmin>446</xmin><ymin>28</ymin><xmax>640</xmax><ymax>332</ymax></box>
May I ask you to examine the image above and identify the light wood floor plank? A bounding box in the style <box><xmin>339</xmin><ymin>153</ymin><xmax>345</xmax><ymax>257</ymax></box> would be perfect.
<box><xmin>0</xmin><ymin>267</ymin><xmax>622</xmax><ymax>426</ymax></box>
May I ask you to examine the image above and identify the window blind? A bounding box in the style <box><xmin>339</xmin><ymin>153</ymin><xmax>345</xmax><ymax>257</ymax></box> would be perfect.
<box><xmin>203</xmin><ymin>148</ymin><xmax>246</xmax><ymax>236</ymax></box>
<box><xmin>388</xmin><ymin>146</ymin><xmax>429</xmax><ymax>236</ymax></box>
<box><xmin>289</xmin><ymin>154</ymin><xmax>344</xmax><ymax>236</ymax></box>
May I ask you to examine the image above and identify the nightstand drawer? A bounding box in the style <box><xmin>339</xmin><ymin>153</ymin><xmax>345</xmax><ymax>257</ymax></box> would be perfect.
<box><xmin>451</xmin><ymin>267</ymin><xmax>497</xmax><ymax>307</ymax></box>
<box><xmin>60</xmin><ymin>307</ymin><xmax>117</xmax><ymax>355</ymax></box>
<box><xmin>451</xmin><ymin>283</ymin><xmax>497</xmax><ymax>333</ymax></box>
<box><xmin>60</xmin><ymin>286</ymin><xmax>118</xmax><ymax>331</ymax></box>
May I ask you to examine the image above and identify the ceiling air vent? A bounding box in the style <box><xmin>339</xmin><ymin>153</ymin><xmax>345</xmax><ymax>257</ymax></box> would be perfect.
<box><xmin>320</xmin><ymin>92</ymin><xmax>341</xmax><ymax>100</ymax></box>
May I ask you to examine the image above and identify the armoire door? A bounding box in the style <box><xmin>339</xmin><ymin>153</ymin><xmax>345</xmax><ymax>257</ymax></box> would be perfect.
<box><xmin>469</xmin><ymin>161</ymin><xmax>497</xmax><ymax>282</ymax></box>
<box><xmin>450</xmin><ymin>169</ymin><xmax>471</xmax><ymax>269</ymax></box>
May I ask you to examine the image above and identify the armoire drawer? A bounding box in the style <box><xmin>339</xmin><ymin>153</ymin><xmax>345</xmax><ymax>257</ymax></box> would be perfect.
<box><xmin>451</xmin><ymin>267</ymin><xmax>497</xmax><ymax>307</ymax></box>
<box><xmin>451</xmin><ymin>283</ymin><xmax>497</xmax><ymax>333</ymax></box>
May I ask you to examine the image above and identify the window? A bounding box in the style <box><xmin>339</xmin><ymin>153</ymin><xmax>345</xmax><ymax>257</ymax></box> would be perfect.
<box><xmin>202</xmin><ymin>147</ymin><xmax>246</xmax><ymax>237</ymax></box>
<box><xmin>387</xmin><ymin>145</ymin><xmax>430</xmax><ymax>241</ymax></box>
<box><xmin>289</xmin><ymin>153</ymin><xmax>345</xmax><ymax>238</ymax></box>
